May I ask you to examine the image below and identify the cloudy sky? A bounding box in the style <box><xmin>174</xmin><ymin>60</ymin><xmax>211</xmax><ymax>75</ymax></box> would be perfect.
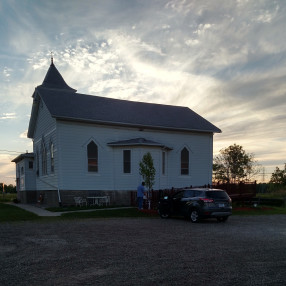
<box><xmin>1</xmin><ymin>0</ymin><xmax>286</xmax><ymax>184</ymax></box>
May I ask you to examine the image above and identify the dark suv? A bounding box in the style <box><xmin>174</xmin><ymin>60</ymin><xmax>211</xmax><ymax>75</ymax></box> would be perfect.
<box><xmin>158</xmin><ymin>188</ymin><xmax>232</xmax><ymax>223</ymax></box>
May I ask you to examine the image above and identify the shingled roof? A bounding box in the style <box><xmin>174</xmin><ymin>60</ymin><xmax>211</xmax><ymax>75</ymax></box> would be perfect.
<box><xmin>28</xmin><ymin>62</ymin><xmax>221</xmax><ymax>138</ymax></box>
<box><xmin>37</xmin><ymin>60</ymin><xmax>76</xmax><ymax>92</ymax></box>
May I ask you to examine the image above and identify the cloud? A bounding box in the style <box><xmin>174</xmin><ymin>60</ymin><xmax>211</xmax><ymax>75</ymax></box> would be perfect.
<box><xmin>0</xmin><ymin>113</ymin><xmax>16</xmax><ymax>120</ymax></box>
<box><xmin>20</xmin><ymin>130</ymin><xmax>28</xmax><ymax>139</ymax></box>
<box><xmin>1</xmin><ymin>0</ymin><xmax>286</xmax><ymax>183</ymax></box>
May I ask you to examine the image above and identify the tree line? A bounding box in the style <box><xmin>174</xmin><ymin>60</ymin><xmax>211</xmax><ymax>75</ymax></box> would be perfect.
<box><xmin>213</xmin><ymin>143</ymin><xmax>285</xmax><ymax>185</ymax></box>
<box><xmin>0</xmin><ymin>183</ymin><xmax>16</xmax><ymax>193</ymax></box>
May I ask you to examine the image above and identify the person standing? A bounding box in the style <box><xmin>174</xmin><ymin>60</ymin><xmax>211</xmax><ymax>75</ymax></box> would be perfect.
<box><xmin>137</xmin><ymin>182</ymin><xmax>146</xmax><ymax>210</ymax></box>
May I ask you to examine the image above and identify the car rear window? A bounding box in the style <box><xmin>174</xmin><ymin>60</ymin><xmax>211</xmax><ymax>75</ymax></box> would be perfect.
<box><xmin>205</xmin><ymin>191</ymin><xmax>229</xmax><ymax>199</ymax></box>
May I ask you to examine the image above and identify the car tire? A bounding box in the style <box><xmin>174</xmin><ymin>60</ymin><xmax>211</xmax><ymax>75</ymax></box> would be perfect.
<box><xmin>190</xmin><ymin>209</ymin><xmax>200</xmax><ymax>223</ymax></box>
<box><xmin>217</xmin><ymin>216</ymin><xmax>228</xmax><ymax>222</ymax></box>
<box><xmin>159</xmin><ymin>210</ymin><xmax>170</xmax><ymax>219</ymax></box>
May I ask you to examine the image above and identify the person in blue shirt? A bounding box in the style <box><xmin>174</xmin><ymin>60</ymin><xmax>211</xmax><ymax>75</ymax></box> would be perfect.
<box><xmin>137</xmin><ymin>182</ymin><xmax>146</xmax><ymax>210</ymax></box>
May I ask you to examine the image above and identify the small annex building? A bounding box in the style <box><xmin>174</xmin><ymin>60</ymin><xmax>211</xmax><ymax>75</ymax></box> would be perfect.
<box><xmin>12</xmin><ymin>59</ymin><xmax>221</xmax><ymax>207</ymax></box>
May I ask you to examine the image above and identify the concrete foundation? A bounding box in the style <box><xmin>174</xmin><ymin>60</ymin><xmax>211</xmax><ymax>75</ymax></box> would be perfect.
<box><xmin>18</xmin><ymin>189</ymin><xmax>133</xmax><ymax>207</ymax></box>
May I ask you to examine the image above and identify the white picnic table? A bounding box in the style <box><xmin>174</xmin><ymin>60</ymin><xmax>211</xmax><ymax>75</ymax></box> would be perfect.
<box><xmin>87</xmin><ymin>196</ymin><xmax>110</xmax><ymax>206</ymax></box>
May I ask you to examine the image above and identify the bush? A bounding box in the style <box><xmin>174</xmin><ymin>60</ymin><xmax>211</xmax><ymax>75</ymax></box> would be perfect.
<box><xmin>257</xmin><ymin>198</ymin><xmax>285</xmax><ymax>207</ymax></box>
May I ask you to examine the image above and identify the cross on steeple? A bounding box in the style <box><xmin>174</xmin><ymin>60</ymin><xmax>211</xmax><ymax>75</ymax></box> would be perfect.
<box><xmin>51</xmin><ymin>52</ymin><xmax>54</xmax><ymax>65</ymax></box>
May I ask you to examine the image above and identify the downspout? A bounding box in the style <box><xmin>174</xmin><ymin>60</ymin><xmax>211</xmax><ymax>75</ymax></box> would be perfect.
<box><xmin>56</xmin><ymin>123</ymin><xmax>62</xmax><ymax>207</ymax></box>
<box><xmin>57</xmin><ymin>188</ymin><xmax>62</xmax><ymax>207</ymax></box>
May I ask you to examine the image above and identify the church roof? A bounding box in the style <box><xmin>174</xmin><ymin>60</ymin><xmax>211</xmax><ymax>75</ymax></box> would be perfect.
<box><xmin>34</xmin><ymin>87</ymin><xmax>221</xmax><ymax>133</ymax></box>
<box><xmin>28</xmin><ymin>62</ymin><xmax>221</xmax><ymax>138</ymax></box>
<box><xmin>37</xmin><ymin>59</ymin><xmax>76</xmax><ymax>92</ymax></box>
<box><xmin>11</xmin><ymin>152</ymin><xmax>34</xmax><ymax>163</ymax></box>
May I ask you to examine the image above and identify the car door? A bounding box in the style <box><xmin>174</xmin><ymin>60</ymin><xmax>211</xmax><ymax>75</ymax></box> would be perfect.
<box><xmin>181</xmin><ymin>190</ymin><xmax>195</xmax><ymax>215</ymax></box>
<box><xmin>172</xmin><ymin>191</ymin><xmax>185</xmax><ymax>215</ymax></box>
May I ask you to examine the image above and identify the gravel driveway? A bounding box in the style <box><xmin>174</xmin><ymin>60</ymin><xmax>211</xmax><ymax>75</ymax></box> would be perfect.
<box><xmin>1</xmin><ymin>215</ymin><xmax>286</xmax><ymax>286</ymax></box>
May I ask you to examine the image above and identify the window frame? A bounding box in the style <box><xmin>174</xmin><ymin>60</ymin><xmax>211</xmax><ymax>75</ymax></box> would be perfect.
<box><xmin>180</xmin><ymin>147</ymin><xmax>189</xmax><ymax>175</ymax></box>
<box><xmin>36</xmin><ymin>149</ymin><xmax>39</xmax><ymax>177</ymax></box>
<box><xmin>123</xmin><ymin>149</ymin><xmax>131</xmax><ymax>174</ymax></box>
<box><xmin>162</xmin><ymin>151</ymin><xmax>166</xmax><ymax>175</ymax></box>
<box><xmin>87</xmin><ymin>141</ymin><xmax>98</xmax><ymax>173</ymax></box>
<box><xmin>50</xmin><ymin>142</ymin><xmax>54</xmax><ymax>173</ymax></box>
<box><xmin>41</xmin><ymin>141</ymin><xmax>47</xmax><ymax>176</ymax></box>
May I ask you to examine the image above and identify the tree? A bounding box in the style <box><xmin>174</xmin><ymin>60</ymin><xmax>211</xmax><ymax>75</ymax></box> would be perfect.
<box><xmin>270</xmin><ymin>164</ymin><xmax>286</xmax><ymax>184</ymax></box>
<box><xmin>139</xmin><ymin>152</ymin><xmax>156</xmax><ymax>191</ymax></box>
<box><xmin>0</xmin><ymin>183</ymin><xmax>16</xmax><ymax>193</ymax></box>
<box><xmin>213</xmin><ymin>144</ymin><xmax>260</xmax><ymax>183</ymax></box>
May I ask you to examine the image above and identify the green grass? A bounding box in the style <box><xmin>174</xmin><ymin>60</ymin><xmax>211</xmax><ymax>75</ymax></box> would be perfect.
<box><xmin>257</xmin><ymin>190</ymin><xmax>286</xmax><ymax>199</ymax></box>
<box><xmin>60</xmin><ymin>208</ymin><xmax>158</xmax><ymax>219</ymax></box>
<box><xmin>0</xmin><ymin>193</ymin><xmax>17</xmax><ymax>203</ymax></box>
<box><xmin>46</xmin><ymin>205</ymin><xmax>126</xmax><ymax>212</ymax></box>
<box><xmin>2</xmin><ymin>201</ymin><xmax>286</xmax><ymax>224</ymax></box>
<box><xmin>0</xmin><ymin>203</ymin><xmax>40</xmax><ymax>222</ymax></box>
<box><xmin>233</xmin><ymin>206</ymin><xmax>286</xmax><ymax>215</ymax></box>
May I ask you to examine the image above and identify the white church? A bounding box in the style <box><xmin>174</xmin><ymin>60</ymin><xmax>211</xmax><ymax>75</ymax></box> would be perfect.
<box><xmin>12</xmin><ymin>58</ymin><xmax>221</xmax><ymax>206</ymax></box>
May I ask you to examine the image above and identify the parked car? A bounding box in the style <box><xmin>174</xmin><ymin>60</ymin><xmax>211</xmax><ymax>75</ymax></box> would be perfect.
<box><xmin>158</xmin><ymin>188</ymin><xmax>232</xmax><ymax>223</ymax></box>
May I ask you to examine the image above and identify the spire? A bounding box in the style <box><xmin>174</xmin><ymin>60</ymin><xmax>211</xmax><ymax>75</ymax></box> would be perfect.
<box><xmin>37</xmin><ymin>56</ymin><xmax>76</xmax><ymax>92</ymax></box>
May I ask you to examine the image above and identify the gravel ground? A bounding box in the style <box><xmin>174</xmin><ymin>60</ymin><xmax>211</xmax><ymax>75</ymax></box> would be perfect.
<box><xmin>1</xmin><ymin>215</ymin><xmax>286</xmax><ymax>286</ymax></box>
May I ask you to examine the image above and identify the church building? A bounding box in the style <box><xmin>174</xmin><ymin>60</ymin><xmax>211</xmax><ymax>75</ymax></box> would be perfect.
<box><xmin>12</xmin><ymin>58</ymin><xmax>221</xmax><ymax>206</ymax></box>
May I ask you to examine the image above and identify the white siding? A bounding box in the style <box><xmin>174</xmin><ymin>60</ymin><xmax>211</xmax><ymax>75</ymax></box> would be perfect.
<box><xmin>33</xmin><ymin>98</ymin><xmax>58</xmax><ymax>190</ymax></box>
<box><xmin>56</xmin><ymin>121</ymin><xmax>213</xmax><ymax>191</ymax></box>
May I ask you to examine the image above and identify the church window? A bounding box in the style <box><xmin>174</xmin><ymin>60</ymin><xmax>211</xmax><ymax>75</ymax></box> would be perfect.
<box><xmin>42</xmin><ymin>142</ymin><xmax>47</xmax><ymax>175</ymax></box>
<box><xmin>87</xmin><ymin>141</ymin><xmax>98</xmax><ymax>172</ymax></box>
<box><xmin>50</xmin><ymin>142</ymin><xmax>54</xmax><ymax>173</ymax></box>
<box><xmin>123</xmin><ymin>150</ymin><xmax>131</xmax><ymax>173</ymax></box>
<box><xmin>181</xmin><ymin>147</ymin><xmax>189</xmax><ymax>175</ymax></box>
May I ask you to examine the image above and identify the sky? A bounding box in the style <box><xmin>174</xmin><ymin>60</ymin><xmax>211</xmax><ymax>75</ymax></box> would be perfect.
<box><xmin>1</xmin><ymin>0</ymin><xmax>286</xmax><ymax>185</ymax></box>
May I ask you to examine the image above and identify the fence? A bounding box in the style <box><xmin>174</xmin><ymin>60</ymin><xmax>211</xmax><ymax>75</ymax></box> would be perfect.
<box><xmin>131</xmin><ymin>182</ymin><xmax>257</xmax><ymax>209</ymax></box>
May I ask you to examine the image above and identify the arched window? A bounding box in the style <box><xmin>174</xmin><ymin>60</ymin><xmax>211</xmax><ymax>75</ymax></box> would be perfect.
<box><xmin>42</xmin><ymin>141</ymin><xmax>47</xmax><ymax>175</ymax></box>
<box><xmin>50</xmin><ymin>142</ymin><xmax>54</xmax><ymax>173</ymax></box>
<box><xmin>36</xmin><ymin>149</ymin><xmax>39</xmax><ymax>176</ymax></box>
<box><xmin>181</xmin><ymin>147</ymin><xmax>189</xmax><ymax>175</ymax></box>
<box><xmin>87</xmin><ymin>141</ymin><xmax>98</xmax><ymax>172</ymax></box>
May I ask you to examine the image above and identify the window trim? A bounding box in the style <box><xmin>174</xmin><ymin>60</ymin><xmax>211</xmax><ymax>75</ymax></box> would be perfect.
<box><xmin>181</xmin><ymin>147</ymin><xmax>189</xmax><ymax>175</ymax></box>
<box><xmin>36</xmin><ymin>149</ymin><xmax>39</xmax><ymax>177</ymax></box>
<box><xmin>123</xmin><ymin>149</ymin><xmax>131</xmax><ymax>174</ymax></box>
<box><xmin>41</xmin><ymin>141</ymin><xmax>47</xmax><ymax>176</ymax></box>
<box><xmin>162</xmin><ymin>151</ymin><xmax>166</xmax><ymax>175</ymax></box>
<box><xmin>50</xmin><ymin>142</ymin><xmax>55</xmax><ymax>173</ymax></box>
<box><xmin>87</xmin><ymin>141</ymin><xmax>98</xmax><ymax>173</ymax></box>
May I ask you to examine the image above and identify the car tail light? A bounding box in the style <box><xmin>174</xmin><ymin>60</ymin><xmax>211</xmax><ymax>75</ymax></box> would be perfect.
<box><xmin>200</xmin><ymin>198</ymin><xmax>214</xmax><ymax>203</ymax></box>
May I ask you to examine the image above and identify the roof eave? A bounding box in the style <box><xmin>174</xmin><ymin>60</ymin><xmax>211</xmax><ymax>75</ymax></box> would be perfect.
<box><xmin>54</xmin><ymin>116</ymin><xmax>221</xmax><ymax>134</ymax></box>
<box><xmin>27</xmin><ymin>91</ymin><xmax>41</xmax><ymax>139</ymax></box>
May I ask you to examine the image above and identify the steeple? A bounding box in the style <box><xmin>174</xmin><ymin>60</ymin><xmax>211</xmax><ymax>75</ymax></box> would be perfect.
<box><xmin>37</xmin><ymin>56</ymin><xmax>76</xmax><ymax>92</ymax></box>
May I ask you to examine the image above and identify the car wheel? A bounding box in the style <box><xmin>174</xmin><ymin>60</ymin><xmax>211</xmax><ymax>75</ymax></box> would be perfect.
<box><xmin>159</xmin><ymin>210</ymin><xmax>170</xmax><ymax>219</ymax></box>
<box><xmin>217</xmin><ymin>216</ymin><xmax>228</xmax><ymax>222</ymax></box>
<box><xmin>190</xmin><ymin>209</ymin><xmax>200</xmax><ymax>223</ymax></box>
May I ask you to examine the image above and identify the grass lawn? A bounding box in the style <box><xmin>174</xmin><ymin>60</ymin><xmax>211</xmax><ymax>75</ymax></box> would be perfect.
<box><xmin>0</xmin><ymin>193</ymin><xmax>17</xmax><ymax>203</ymax></box>
<box><xmin>60</xmin><ymin>208</ymin><xmax>158</xmax><ymax>219</ymax></box>
<box><xmin>1</xmin><ymin>202</ymin><xmax>286</xmax><ymax>223</ymax></box>
<box><xmin>232</xmin><ymin>206</ymin><xmax>286</xmax><ymax>215</ymax></box>
<box><xmin>256</xmin><ymin>190</ymin><xmax>286</xmax><ymax>199</ymax></box>
<box><xmin>0</xmin><ymin>203</ymin><xmax>40</xmax><ymax>222</ymax></box>
<box><xmin>46</xmin><ymin>205</ymin><xmax>127</xmax><ymax>212</ymax></box>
